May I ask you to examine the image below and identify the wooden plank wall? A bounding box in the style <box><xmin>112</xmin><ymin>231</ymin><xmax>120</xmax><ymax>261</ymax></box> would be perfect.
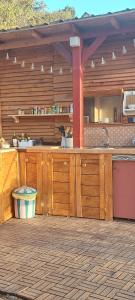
<box><xmin>0</xmin><ymin>33</ymin><xmax>135</xmax><ymax>142</ymax></box>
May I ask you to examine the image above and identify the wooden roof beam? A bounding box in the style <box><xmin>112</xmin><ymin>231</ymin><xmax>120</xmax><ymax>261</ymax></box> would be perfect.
<box><xmin>110</xmin><ymin>17</ymin><xmax>120</xmax><ymax>30</ymax></box>
<box><xmin>82</xmin><ymin>24</ymin><xmax>135</xmax><ymax>39</ymax></box>
<box><xmin>31</xmin><ymin>29</ymin><xmax>45</xmax><ymax>39</ymax></box>
<box><xmin>53</xmin><ymin>43</ymin><xmax>72</xmax><ymax>64</ymax></box>
<box><xmin>82</xmin><ymin>35</ymin><xmax>107</xmax><ymax>64</ymax></box>
<box><xmin>70</xmin><ymin>23</ymin><xmax>81</xmax><ymax>35</ymax></box>
<box><xmin>0</xmin><ymin>33</ymin><xmax>71</xmax><ymax>50</ymax></box>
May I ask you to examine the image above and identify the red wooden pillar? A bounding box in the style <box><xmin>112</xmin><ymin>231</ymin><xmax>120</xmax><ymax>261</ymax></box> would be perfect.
<box><xmin>70</xmin><ymin>37</ymin><xmax>84</xmax><ymax>147</ymax></box>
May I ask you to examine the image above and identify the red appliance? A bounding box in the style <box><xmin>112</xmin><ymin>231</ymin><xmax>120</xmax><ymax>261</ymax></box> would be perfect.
<box><xmin>113</xmin><ymin>155</ymin><xmax>135</xmax><ymax>220</ymax></box>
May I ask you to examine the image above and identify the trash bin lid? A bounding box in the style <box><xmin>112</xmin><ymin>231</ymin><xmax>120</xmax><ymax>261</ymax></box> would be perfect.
<box><xmin>13</xmin><ymin>186</ymin><xmax>37</xmax><ymax>195</ymax></box>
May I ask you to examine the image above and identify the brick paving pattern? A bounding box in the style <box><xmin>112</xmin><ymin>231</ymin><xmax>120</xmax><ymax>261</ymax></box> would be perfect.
<box><xmin>0</xmin><ymin>216</ymin><xmax>135</xmax><ymax>300</ymax></box>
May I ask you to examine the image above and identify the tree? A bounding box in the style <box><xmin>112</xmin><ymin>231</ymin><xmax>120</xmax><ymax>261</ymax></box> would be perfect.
<box><xmin>0</xmin><ymin>0</ymin><xmax>75</xmax><ymax>30</ymax></box>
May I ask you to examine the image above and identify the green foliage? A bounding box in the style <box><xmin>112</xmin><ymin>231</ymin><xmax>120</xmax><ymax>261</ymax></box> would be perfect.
<box><xmin>0</xmin><ymin>0</ymin><xmax>75</xmax><ymax>30</ymax></box>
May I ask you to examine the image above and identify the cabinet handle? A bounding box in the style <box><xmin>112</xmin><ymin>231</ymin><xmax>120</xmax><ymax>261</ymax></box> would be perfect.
<box><xmin>64</xmin><ymin>161</ymin><xmax>67</xmax><ymax>165</ymax></box>
<box><xmin>25</xmin><ymin>158</ymin><xmax>29</xmax><ymax>162</ymax></box>
<box><xmin>82</xmin><ymin>163</ymin><xmax>87</xmax><ymax>168</ymax></box>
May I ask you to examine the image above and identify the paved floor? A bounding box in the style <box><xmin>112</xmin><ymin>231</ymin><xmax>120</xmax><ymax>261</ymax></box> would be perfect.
<box><xmin>0</xmin><ymin>216</ymin><xmax>135</xmax><ymax>300</ymax></box>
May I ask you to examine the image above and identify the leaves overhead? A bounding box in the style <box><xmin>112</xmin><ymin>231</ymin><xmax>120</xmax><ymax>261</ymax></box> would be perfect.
<box><xmin>0</xmin><ymin>0</ymin><xmax>75</xmax><ymax>30</ymax></box>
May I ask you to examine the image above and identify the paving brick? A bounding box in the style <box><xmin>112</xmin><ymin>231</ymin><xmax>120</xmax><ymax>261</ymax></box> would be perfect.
<box><xmin>0</xmin><ymin>216</ymin><xmax>135</xmax><ymax>300</ymax></box>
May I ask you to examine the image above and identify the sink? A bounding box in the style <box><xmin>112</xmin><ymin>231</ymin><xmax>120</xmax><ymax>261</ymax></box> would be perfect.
<box><xmin>86</xmin><ymin>146</ymin><xmax>114</xmax><ymax>150</ymax></box>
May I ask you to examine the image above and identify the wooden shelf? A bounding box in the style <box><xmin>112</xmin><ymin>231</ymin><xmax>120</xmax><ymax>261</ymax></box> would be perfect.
<box><xmin>8</xmin><ymin>113</ymin><xmax>73</xmax><ymax>123</ymax></box>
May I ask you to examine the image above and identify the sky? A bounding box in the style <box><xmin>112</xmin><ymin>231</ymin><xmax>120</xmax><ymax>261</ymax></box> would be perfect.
<box><xmin>45</xmin><ymin>0</ymin><xmax>135</xmax><ymax>17</ymax></box>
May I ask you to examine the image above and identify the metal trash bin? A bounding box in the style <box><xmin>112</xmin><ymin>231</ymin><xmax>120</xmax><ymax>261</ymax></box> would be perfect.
<box><xmin>12</xmin><ymin>186</ymin><xmax>37</xmax><ymax>219</ymax></box>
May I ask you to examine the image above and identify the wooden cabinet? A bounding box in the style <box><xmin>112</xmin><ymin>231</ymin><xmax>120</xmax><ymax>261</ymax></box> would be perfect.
<box><xmin>19</xmin><ymin>151</ymin><xmax>43</xmax><ymax>214</ymax></box>
<box><xmin>19</xmin><ymin>151</ymin><xmax>112</xmax><ymax>220</ymax></box>
<box><xmin>47</xmin><ymin>153</ymin><xmax>76</xmax><ymax>217</ymax></box>
<box><xmin>0</xmin><ymin>151</ymin><xmax>19</xmax><ymax>223</ymax></box>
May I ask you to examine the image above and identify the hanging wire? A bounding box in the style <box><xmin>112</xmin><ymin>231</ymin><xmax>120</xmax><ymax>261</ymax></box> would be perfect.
<box><xmin>112</xmin><ymin>52</ymin><xmax>116</xmax><ymax>60</ymax></box>
<box><xmin>6</xmin><ymin>52</ymin><xmax>9</xmax><ymax>60</ymax></box>
<box><xmin>40</xmin><ymin>65</ymin><xmax>45</xmax><ymax>73</ymax></box>
<box><xmin>13</xmin><ymin>57</ymin><xmax>17</xmax><ymax>64</ymax></box>
<box><xmin>31</xmin><ymin>63</ymin><xmax>35</xmax><ymax>70</ymax></box>
<box><xmin>101</xmin><ymin>57</ymin><xmax>106</xmax><ymax>65</ymax></box>
<box><xmin>21</xmin><ymin>60</ymin><xmax>25</xmax><ymax>68</ymax></box>
<box><xmin>122</xmin><ymin>45</ymin><xmax>127</xmax><ymax>54</ymax></box>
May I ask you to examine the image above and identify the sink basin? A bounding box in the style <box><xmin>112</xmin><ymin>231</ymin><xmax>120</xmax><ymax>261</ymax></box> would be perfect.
<box><xmin>86</xmin><ymin>146</ymin><xmax>114</xmax><ymax>150</ymax></box>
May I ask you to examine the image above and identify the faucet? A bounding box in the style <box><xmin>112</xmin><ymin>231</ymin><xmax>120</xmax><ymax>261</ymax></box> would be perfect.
<box><xmin>102</xmin><ymin>127</ymin><xmax>110</xmax><ymax>147</ymax></box>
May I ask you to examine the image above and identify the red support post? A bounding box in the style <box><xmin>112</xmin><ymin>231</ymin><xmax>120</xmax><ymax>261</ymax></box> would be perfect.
<box><xmin>71</xmin><ymin>40</ymin><xmax>84</xmax><ymax>147</ymax></box>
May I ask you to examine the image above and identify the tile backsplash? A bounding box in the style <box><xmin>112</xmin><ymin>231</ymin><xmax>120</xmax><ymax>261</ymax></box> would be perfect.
<box><xmin>84</xmin><ymin>126</ymin><xmax>135</xmax><ymax>147</ymax></box>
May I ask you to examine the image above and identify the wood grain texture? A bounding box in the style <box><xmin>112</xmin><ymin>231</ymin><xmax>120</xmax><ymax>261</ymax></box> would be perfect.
<box><xmin>0</xmin><ymin>151</ymin><xmax>19</xmax><ymax>223</ymax></box>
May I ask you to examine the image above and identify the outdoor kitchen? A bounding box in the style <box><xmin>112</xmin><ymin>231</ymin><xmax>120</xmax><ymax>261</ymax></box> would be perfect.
<box><xmin>1</xmin><ymin>9</ymin><xmax>135</xmax><ymax>225</ymax></box>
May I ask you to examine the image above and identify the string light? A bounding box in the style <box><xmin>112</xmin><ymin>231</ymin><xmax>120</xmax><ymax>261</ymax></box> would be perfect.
<box><xmin>6</xmin><ymin>52</ymin><xmax>9</xmax><ymax>60</ymax></box>
<box><xmin>49</xmin><ymin>66</ymin><xmax>53</xmax><ymax>74</ymax></box>
<box><xmin>122</xmin><ymin>45</ymin><xmax>127</xmax><ymax>54</ymax></box>
<box><xmin>40</xmin><ymin>65</ymin><xmax>45</xmax><ymax>73</ymax></box>
<box><xmin>13</xmin><ymin>57</ymin><xmax>17</xmax><ymax>64</ymax></box>
<box><xmin>21</xmin><ymin>60</ymin><xmax>25</xmax><ymax>68</ymax></box>
<box><xmin>112</xmin><ymin>52</ymin><xmax>116</xmax><ymax>60</ymax></box>
<box><xmin>31</xmin><ymin>63</ymin><xmax>35</xmax><ymax>70</ymax></box>
<box><xmin>59</xmin><ymin>67</ymin><xmax>63</xmax><ymax>75</ymax></box>
<box><xmin>91</xmin><ymin>60</ymin><xmax>95</xmax><ymax>68</ymax></box>
<box><xmin>101</xmin><ymin>57</ymin><xmax>106</xmax><ymax>65</ymax></box>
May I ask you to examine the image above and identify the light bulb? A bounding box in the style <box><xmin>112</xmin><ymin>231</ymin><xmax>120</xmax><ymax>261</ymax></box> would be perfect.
<box><xmin>49</xmin><ymin>66</ymin><xmax>53</xmax><ymax>74</ymax></box>
<box><xmin>91</xmin><ymin>60</ymin><xmax>95</xmax><ymax>68</ymax></box>
<box><xmin>6</xmin><ymin>52</ymin><xmax>9</xmax><ymax>60</ymax></box>
<box><xmin>13</xmin><ymin>57</ymin><xmax>17</xmax><ymax>64</ymax></box>
<box><xmin>112</xmin><ymin>52</ymin><xmax>116</xmax><ymax>60</ymax></box>
<box><xmin>21</xmin><ymin>60</ymin><xmax>25</xmax><ymax>68</ymax></box>
<box><xmin>122</xmin><ymin>45</ymin><xmax>127</xmax><ymax>55</ymax></box>
<box><xmin>101</xmin><ymin>57</ymin><xmax>106</xmax><ymax>65</ymax></box>
<box><xmin>59</xmin><ymin>67</ymin><xmax>63</xmax><ymax>75</ymax></box>
<box><xmin>40</xmin><ymin>65</ymin><xmax>45</xmax><ymax>73</ymax></box>
<box><xmin>31</xmin><ymin>63</ymin><xmax>35</xmax><ymax>70</ymax></box>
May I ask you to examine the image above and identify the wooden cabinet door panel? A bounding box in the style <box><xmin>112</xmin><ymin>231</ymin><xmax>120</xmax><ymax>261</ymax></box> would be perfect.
<box><xmin>47</xmin><ymin>154</ymin><xmax>76</xmax><ymax>217</ymax></box>
<box><xmin>76</xmin><ymin>154</ymin><xmax>105</xmax><ymax>219</ymax></box>
<box><xmin>0</xmin><ymin>151</ymin><xmax>19</xmax><ymax>223</ymax></box>
<box><xmin>19</xmin><ymin>152</ymin><xmax>43</xmax><ymax>214</ymax></box>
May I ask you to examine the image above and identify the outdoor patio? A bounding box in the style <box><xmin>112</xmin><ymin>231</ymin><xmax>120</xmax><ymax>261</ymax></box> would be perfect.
<box><xmin>0</xmin><ymin>216</ymin><xmax>135</xmax><ymax>300</ymax></box>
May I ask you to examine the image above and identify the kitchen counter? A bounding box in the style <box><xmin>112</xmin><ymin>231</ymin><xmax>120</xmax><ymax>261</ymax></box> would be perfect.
<box><xmin>24</xmin><ymin>145</ymin><xmax>135</xmax><ymax>154</ymax></box>
<box><xmin>0</xmin><ymin>148</ymin><xmax>17</xmax><ymax>153</ymax></box>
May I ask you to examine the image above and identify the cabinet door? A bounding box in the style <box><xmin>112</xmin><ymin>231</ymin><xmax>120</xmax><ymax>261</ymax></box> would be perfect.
<box><xmin>47</xmin><ymin>153</ymin><xmax>76</xmax><ymax>217</ymax></box>
<box><xmin>19</xmin><ymin>152</ymin><xmax>43</xmax><ymax>214</ymax></box>
<box><xmin>0</xmin><ymin>151</ymin><xmax>19</xmax><ymax>223</ymax></box>
<box><xmin>76</xmin><ymin>154</ymin><xmax>105</xmax><ymax>219</ymax></box>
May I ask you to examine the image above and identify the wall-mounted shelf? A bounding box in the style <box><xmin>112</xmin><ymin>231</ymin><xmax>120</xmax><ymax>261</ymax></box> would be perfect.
<box><xmin>8</xmin><ymin>113</ymin><xmax>73</xmax><ymax>123</ymax></box>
